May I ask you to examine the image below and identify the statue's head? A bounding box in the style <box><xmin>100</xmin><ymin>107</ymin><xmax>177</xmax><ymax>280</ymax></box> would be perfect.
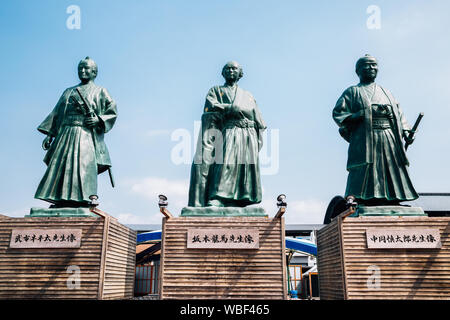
<box><xmin>355</xmin><ymin>54</ymin><xmax>378</xmax><ymax>83</ymax></box>
<box><xmin>221</xmin><ymin>61</ymin><xmax>243</xmax><ymax>83</ymax></box>
<box><xmin>78</xmin><ymin>56</ymin><xmax>98</xmax><ymax>83</ymax></box>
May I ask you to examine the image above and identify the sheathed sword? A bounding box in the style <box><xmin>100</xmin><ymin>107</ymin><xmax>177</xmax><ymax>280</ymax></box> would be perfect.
<box><xmin>405</xmin><ymin>112</ymin><xmax>424</xmax><ymax>151</ymax></box>
<box><xmin>75</xmin><ymin>87</ymin><xmax>115</xmax><ymax>188</ymax></box>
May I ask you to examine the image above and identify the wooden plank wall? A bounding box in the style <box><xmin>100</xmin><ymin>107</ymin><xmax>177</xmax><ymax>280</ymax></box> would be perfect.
<box><xmin>0</xmin><ymin>216</ymin><xmax>104</xmax><ymax>299</ymax></box>
<box><xmin>342</xmin><ymin>216</ymin><xmax>450</xmax><ymax>299</ymax></box>
<box><xmin>160</xmin><ymin>217</ymin><xmax>286</xmax><ymax>300</ymax></box>
<box><xmin>101</xmin><ymin>218</ymin><xmax>136</xmax><ymax>299</ymax></box>
<box><xmin>316</xmin><ymin>217</ymin><xmax>346</xmax><ymax>300</ymax></box>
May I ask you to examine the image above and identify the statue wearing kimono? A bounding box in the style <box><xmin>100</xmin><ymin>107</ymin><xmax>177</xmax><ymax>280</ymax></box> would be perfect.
<box><xmin>188</xmin><ymin>61</ymin><xmax>266</xmax><ymax>207</ymax></box>
<box><xmin>333</xmin><ymin>55</ymin><xmax>418</xmax><ymax>205</ymax></box>
<box><xmin>34</xmin><ymin>57</ymin><xmax>117</xmax><ymax>207</ymax></box>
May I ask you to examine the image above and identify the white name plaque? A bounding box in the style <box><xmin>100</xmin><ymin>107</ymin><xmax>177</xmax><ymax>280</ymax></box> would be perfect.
<box><xmin>187</xmin><ymin>228</ymin><xmax>259</xmax><ymax>249</ymax></box>
<box><xmin>9</xmin><ymin>229</ymin><xmax>82</xmax><ymax>248</ymax></box>
<box><xmin>366</xmin><ymin>228</ymin><xmax>441</xmax><ymax>249</ymax></box>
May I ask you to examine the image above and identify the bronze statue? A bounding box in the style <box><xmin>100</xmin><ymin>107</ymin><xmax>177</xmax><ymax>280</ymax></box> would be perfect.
<box><xmin>333</xmin><ymin>54</ymin><xmax>419</xmax><ymax>206</ymax></box>
<box><xmin>188</xmin><ymin>61</ymin><xmax>266</xmax><ymax>207</ymax></box>
<box><xmin>34</xmin><ymin>57</ymin><xmax>117</xmax><ymax>208</ymax></box>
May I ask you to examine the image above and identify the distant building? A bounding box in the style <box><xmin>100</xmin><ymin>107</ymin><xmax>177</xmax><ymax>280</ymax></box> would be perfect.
<box><xmin>408</xmin><ymin>193</ymin><xmax>450</xmax><ymax>216</ymax></box>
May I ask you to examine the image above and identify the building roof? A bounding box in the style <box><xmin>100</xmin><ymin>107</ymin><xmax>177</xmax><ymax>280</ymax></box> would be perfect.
<box><xmin>126</xmin><ymin>224</ymin><xmax>162</xmax><ymax>232</ymax></box>
<box><xmin>136</xmin><ymin>243</ymin><xmax>156</xmax><ymax>254</ymax></box>
<box><xmin>136</xmin><ymin>242</ymin><xmax>161</xmax><ymax>264</ymax></box>
<box><xmin>407</xmin><ymin>193</ymin><xmax>450</xmax><ymax>213</ymax></box>
<box><xmin>285</xmin><ymin>224</ymin><xmax>324</xmax><ymax>232</ymax></box>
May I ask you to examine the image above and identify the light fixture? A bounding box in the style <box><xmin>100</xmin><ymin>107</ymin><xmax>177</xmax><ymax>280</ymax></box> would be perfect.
<box><xmin>158</xmin><ymin>194</ymin><xmax>168</xmax><ymax>208</ymax></box>
<box><xmin>89</xmin><ymin>195</ymin><xmax>99</xmax><ymax>207</ymax></box>
<box><xmin>277</xmin><ymin>194</ymin><xmax>287</xmax><ymax>208</ymax></box>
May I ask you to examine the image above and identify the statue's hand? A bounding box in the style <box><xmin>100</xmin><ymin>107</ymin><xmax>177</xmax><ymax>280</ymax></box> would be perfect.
<box><xmin>42</xmin><ymin>135</ymin><xmax>53</xmax><ymax>150</ymax></box>
<box><xmin>381</xmin><ymin>104</ymin><xmax>394</xmax><ymax>119</ymax></box>
<box><xmin>85</xmin><ymin>114</ymin><xmax>100</xmax><ymax>128</ymax></box>
<box><xmin>403</xmin><ymin>129</ymin><xmax>415</xmax><ymax>146</ymax></box>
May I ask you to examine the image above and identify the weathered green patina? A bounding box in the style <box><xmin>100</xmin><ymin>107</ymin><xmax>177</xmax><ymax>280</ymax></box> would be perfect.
<box><xmin>350</xmin><ymin>205</ymin><xmax>425</xmax><ymax>217</ymax></box>
<box><xmin>333</xmin><ymin>55</ymin><xmax>419</xmax><ymax>206</ymax></box>
<box><xmin>28</xmin><ymin>207</ymin><xmax>99</xmax><ymax>218</ymax></box>
<box><xmin>180</xmin><ymin>206</ymin><xmax>267</xmax><ymax>217</ymax></box>
<box><xmin>32</xmin><ymin>57</ymin><xmax>117</xmax><ymax>215</ymax></box>
<box><xmin>184</xmin><ymin>61</ymin><xmax>266</xmax><ymax>216</ymax></box>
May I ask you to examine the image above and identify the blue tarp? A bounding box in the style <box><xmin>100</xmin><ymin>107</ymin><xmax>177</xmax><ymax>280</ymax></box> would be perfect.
<box><xmin>137</xmin><ymin>230</ymin><xmax>162</xmax><ymax>243</ymax></box>
<box><xmin>285</xmin><ymin>238</ymin><xmax>317</xmax><ymax>256</ymax></box>
<box><xmin>137</xmin><ymin>230</ymin><xmax>318</xmax><ymax>256</ymax></box>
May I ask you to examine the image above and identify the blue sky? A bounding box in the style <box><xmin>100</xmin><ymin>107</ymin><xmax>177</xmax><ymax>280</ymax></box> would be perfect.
<box><xmin>1</xmin><ymin>0</ymin><xmax>449</xmax><ymax>224</ymax></box>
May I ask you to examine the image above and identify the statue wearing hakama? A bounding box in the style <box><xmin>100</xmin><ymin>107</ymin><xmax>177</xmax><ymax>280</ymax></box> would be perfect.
<box><xmin>333</xmin><ymin>55</ymin><xmax>418</xmax><ymax>205</ymax></box>
<box><xmin>35</xmin><ymin>57</ymin><xmax>117</xmax><ymax>207</ymax></box>
<box><xmin>188</xmin><ymin>61</ymin><xmax>266</xmax><ymax>208</ymax></box>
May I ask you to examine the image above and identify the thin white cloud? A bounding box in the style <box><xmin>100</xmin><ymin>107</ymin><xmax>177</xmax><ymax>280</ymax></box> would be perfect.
<box><xmin>131</xmin><ymin>177</ymin><xmax>188</xmax><ymax>198</ymax></box>
<box><xmin>124</xmin><ymin>177</ymin><xmax>327</xmax><ymax>225</ymax></box>
<box><xmin>146</xmin><ymin>129</ymin><xmax>171</xmax><ymax>138</ymax></box>
<box><xmin>383</xmin><ymin>3</ymin><xmax>447</xmax><ymax>38</ymax></box>
<box><xmin>129</xmin><ymin>176</ymin><xmax>189</xmax><ymax>215</ymax></box>
<box><xmin>248</xmin><ymin>198</ymin><xmax>327</xmax><ymax>224</ymax></box>
<box><xmin>1</xmin><ymin>206</ymin><xmax>33</xmax><ymax>218</ymax></box>
<box><xmin>285</xmin><ymin>199</ymin><xmax>327</xmax><ymax>224</ymax></box>
<box><xmin>116</xmin><ymin>212</ymin><xmax>161</xmax><ymax>225</ymax></box>
<box><xmin>257</xmin><ymin>198</ymin><xmax>327</xmax><ymax>224</ymax></box>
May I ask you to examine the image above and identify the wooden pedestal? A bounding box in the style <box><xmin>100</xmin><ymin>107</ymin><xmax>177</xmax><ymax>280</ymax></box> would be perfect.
<box><xmin>0</xmin><ymin>208</ymin><xmax>136</xmax><ymax>299</ymax></box>
<box><xmin>159</xmin><ymin>216</ymin><xmax>287</xmax><ymax>299</ymax></box>
<box><xmin>317</xmin><ymin>212</ymin><xmax>450</xmax><ymax>299</ymax></box>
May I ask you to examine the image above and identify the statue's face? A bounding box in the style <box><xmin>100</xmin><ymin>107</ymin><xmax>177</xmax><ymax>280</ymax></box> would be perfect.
<box><xmin>222</xmin><ymin>62</ymin><xmax>241</xmax><ymax>82</ymax></box>
<box><xmin>358</xmin><ymin>60</ymin><xmax>378</xmax><ymax>82</ymax></box>
<box><xmin>78</xmin><ymin>61</ymin><xmax>96</xmax><ymax>82</ymax></box>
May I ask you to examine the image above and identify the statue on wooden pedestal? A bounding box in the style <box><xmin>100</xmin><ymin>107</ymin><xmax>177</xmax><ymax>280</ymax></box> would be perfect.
<box><xmin>34</xmin><ymin>57</ymin><xmax>117</xmax><ymax>210</ymax></box>
<box><xmin>184</xmin><ymin>61</ymin><xmax>266</xmax><ymax>216</ymax></box>
<box><xmin>333</xmin><ymin>54</ymin><xmax>422</xmax><ymax>211</ymax></box>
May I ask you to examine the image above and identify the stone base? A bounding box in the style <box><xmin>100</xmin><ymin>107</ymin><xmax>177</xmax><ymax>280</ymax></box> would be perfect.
<box><xmin>28</xmin><ymin>207</ymin><xmax>99</xmax><ymax>218</ymax></box>
<box><xmin>351</xmin><ymin>205</ymin><xmax>426</xmax><ymax>217</ymax></box>
<box><xmin>180</xmin><ymin>206</ymin><xmax>267</xmax><ymax>217</ymax></box>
